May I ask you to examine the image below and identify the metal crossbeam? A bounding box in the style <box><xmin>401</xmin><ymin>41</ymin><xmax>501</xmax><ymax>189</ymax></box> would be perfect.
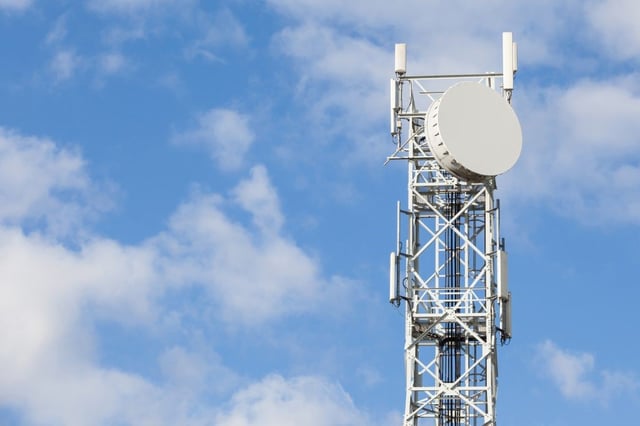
<box><xmin>388</xmin><ymin>70</ymin><xmax>511</xmax><ymax>425</ymax></box>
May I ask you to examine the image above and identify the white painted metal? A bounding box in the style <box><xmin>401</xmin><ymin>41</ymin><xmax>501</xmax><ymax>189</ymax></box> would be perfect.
<box><xmin>387</xmin><ymin>34</ymin><xmax>518</xmax><ymax>426</ymax></box>
<box><xmin>425</xmin><ymin>82</ymin><xmax>522</xmax><ymax>181</ymax></box>
<box><xmin>502</xmin><ymin>32</ymin><xmax>513</xmax><ymax>90</ymax></box>
<box><xmin>396</xmin><ymin>43</ymin><xmax>407</xmax><ymax>75</ymax></box>
<box><xmin>497</xmin><ymin>250</ymin><xmax>509</xmax><ymax>301</ymax></box>
<box><xmin>390</xmin><ymin>251</ymin><xmax>399</xmax><ymax>303</ymax></box>
<box><xmin>392</xmin><ymin>79</ymin><xmax>399</xmax><ymax>134</ymax></box>
<box><xmin>501</xmin><ymin>296</ymin><xmax>512</xmax><ymax>338</ymax></box>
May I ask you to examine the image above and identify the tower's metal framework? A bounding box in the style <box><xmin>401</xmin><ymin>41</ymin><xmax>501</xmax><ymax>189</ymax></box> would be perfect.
<box><xmin>387</xmin><ymin>35</ymin><xmax>516</xmax><ymax>426</ymax></box>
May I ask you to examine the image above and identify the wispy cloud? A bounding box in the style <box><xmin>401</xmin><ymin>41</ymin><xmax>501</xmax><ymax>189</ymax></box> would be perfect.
<box><xmin>45</xmin><ymin>15</ymin><xmax>68</xmax><ymax>45</ymax></box>
<box><xmin>172</xmin><ymin>108</ymin><xmax>255</xmax><ymax>172</ymax></box>
<box><xmin>86</xmin><ymin>0</ymin><xmax>185</xmax><ymax>15</ymax></box>
<box><xmin>97</xmin><ymin>51</ymin><xmax>129</xmax><ymax>75</ymax></box>
<box><xmin>49</xmin><ymin>48</ymin><xmax>83</xmax><ymax>82</ymax></box>
<box><xmin>185</xmin><ymin>9</ymin><xmax>249</xmax><ymax>62</ymax></box>
<box><xmin>267</xmin><ymin>0</ymin><xmax>640</xmax><ymax>225</ymax></box>
<box><xmin>0</xmin><ymin>0</ymin><xmax>31</xmax><ymax>11</ymax></box>
<box><xmin>535</xmin><ymin>340</ymin><xmax>639</xmax><ymax>402</ymax></box>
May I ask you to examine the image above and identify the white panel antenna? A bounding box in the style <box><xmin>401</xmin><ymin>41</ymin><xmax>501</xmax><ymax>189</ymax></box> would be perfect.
<box><xmin>390</xmin><ymin>79</ymin><xmax>398</xmax><ymax>134</ymax></box>
<box><xmin>502</xmin><ymin>32</ymin><xmax>514</xmax><ymax>90</ymax></box>
<box><xmin>389</xmin><ymin>251</ymin><xmax>398</xmax><ymax>303</ymax></box>
<box><xmin>497</xmin><ymin>250</ymin><xmax>509</xmax><ymax>301</ymax></box>
<box><xmin>395</xmin><ymin>43</ymin><xmax>407</xmax><ymax>75</ymax></box>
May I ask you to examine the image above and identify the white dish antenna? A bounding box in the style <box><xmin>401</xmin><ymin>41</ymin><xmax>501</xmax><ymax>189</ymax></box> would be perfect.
<box><xmin>425</xmin><ymin>82</ymin><xmax>522</xmax><ymax>181</ymax></box>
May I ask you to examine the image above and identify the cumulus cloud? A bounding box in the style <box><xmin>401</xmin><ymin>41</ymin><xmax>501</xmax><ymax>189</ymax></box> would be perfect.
<box><xmin>172</xmin><ymin>108</ymin><xmax>255</xmax><ymax>172</ymax></box>
<box><xmin>503</xmin><ymin>77</ymin><xmax>640</xmax><ymax>225</ymax></box>
<box><xmin>155</xmin><ymin>165</ymin><xmax>352</xmax><ymax>324</ymax></box>
<box><xmin>0</xmin><ymin>128</ymin><xmax>110</xmax><ymax>235</ymax></box>
<box><xmin>215</xmin><ymin>375</ymin><xmax>369</xmax><ymax>426</ymax></box>
<box><xmin>535</xmin><ymin>340</ymin><xmax>638</xmax><ymax>402</ymax></box>
<box><xmin>232</xmin><ymin>165</ymin><xmax>284</xmax><ymax>233</ymax></box>
<box><xmin>0</xmin><ymin>126</ymin><xmax>356</xmax><ymax>423</ymax></box>
<box><xmin>0</xmin><ymin>225</ymin><xmax>208</xmax><ymax>425</ymax></box>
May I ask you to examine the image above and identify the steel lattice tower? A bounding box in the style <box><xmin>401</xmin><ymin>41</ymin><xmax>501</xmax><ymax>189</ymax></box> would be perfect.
<box><xmin>387</xmin><ymin>34</ymin><xmax>519</xmax><ymax>426</ymax></box>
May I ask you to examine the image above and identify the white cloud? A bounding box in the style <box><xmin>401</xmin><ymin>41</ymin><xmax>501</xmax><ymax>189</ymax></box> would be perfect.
<box><xmin>6</xmin><ymin>362</ymin><xmax>222</xmax><ymax>425</ymax></box>
<box><xmin>587</xmin><ymin>0</ymin><xmax>640</xmax><ymax>61</ymax></box>
<box><xmin>44</xmin><ymin>16</ymin><xmax>130</xmax><ymax>83</ymax></box>
<box><xmin>156</xmin><ymin>168</ymin><xmax>352</xmax><ymax>324</ymax></box>
<box><xmin>271</xmin><ymin>24</ymin><xmax>392</xmax><ymax>164</ymax></box>
<box><xmin>535</xmin><ymin>340</ymin><xmax>638</xmax><ymax>402</ymax></box>
<box><xmin>103</xmin><ymin>24</ymin><xmax>147</xmax><ymax>45</ymax></box>
<box><xmin>172</xmin><ymin>108</ymin><xmax>255</xmax><ymax>172</ymax></box>
<box><xmin>502</xmin><ymin>77</ymin><xmax>640</xmax><ymax>225</ymax></box>
<box><xmin>159</xmin><ymin>346</ymin><xmax>239</xmax><ymax>395</ymax></box>
<box><xmin>265</xmin><ymin>1</ymin><xmax>640</xmax><ymax>224</ymax></box>
<box><xmin>215</xmin><ymin>375</ymin><xmax>369</xmax><ymax>426</ymax></box>
<box><xmin>0</xmin><ymin>226</ymin><xmax>198</xmax><ymax>425</ymax></box>
<box><xmin>356</xmin><ymin>366</ymin><xmax>383</xmax><ymax>387</ymax></box>
<box><xmin>265</xmin><ymin>1</ymin><xmax>586</xmax><ymax>167</ymax></box>
<box><xmin>0</xmin><ymin>127</ymin><xmax>347</xmax><ymax>327</ymax></box>
<box><xmin>0</xmin><ymin>0</ymin><xmax>31</xmax><ymax>11</ymax></box>
<box><xmin>99</xmin><ymin>52</ymin><xmax>127</xmax><ymax>74</ymax></box>
<box><xmin>46</xmin><ymin>15</ymin><xmax>68</xmax><ymax>45</ymax></box>
<box><xmin>0</xmin><ymin>126</ymin><xmax>357</xmax><ymax>423</ymax></box>
<box><xmin>268</xmin><ymin>0</ymin><xmax>593</xmax><ymax>72</ymax></box>
<box><xmin>536</xmin><ymin>340</ymin><xmax>597</xmax><ymax>400</ymax></box>
<box><xmin>185</xmin><ymin>8</ymin><xmax>249</xmax><ymax>62</ymax></box>
<box><xmin>50</xmin><ymin>48</ymin><xmax>82</xmax><ymax>82</ymax></box>
<box><xmin>232</xmin><ymin>165</ymin><xmax>284</xmax><ymax>233</ymax></box>
<box><xmin>0</xmin><ymin>128</ymin><xmax>109</xmax><ymax>235</ymax></box>
<box><xmin>87</xmin><ymin>0</ymin><xmax>183</xmax><ymax>14</ymax></box>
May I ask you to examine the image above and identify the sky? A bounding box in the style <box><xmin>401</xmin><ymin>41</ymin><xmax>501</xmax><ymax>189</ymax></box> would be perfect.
<box><xmin>0</xmin><ymin>0</ymin><xmax>639</xmax><ymax>425</ymax></box>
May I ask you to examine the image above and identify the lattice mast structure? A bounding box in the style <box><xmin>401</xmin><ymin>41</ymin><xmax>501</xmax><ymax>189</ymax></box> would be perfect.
<box><xmin>387</xmin><ymin>33</ymin><xmax>521</xmax><ymax>426</ymax></box>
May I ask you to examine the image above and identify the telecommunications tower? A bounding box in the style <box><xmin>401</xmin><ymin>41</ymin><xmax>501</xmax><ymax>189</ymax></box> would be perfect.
<box><xmin>387</xmin><ymin>33</ymin><xmax>521</xmax><ymax>425</ymax></box>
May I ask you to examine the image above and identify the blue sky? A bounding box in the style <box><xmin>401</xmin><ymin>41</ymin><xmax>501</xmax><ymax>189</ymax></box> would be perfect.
<box><xmin>0</xmin><ymin>0</ymin><xmax>638</xmax><ymax>425</ymax></box>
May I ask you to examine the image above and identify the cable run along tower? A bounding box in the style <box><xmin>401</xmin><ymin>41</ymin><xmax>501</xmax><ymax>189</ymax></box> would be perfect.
<box><xmin>387</xmin><ymin>33</ymin><xmax>521</xmax><ymax>425</ymax></box>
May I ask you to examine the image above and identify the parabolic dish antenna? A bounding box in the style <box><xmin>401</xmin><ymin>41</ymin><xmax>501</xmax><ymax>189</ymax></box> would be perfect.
<box><xmin>426</xmin><ymin>81</ymin><xmax>522</xmax><ymax>181</ymax></box>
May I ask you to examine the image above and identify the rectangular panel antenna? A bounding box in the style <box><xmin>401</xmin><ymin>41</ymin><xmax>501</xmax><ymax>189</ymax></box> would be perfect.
<box><xmin>395</xmin><ymin>43</ymin><xmax>406</xmax><ymax>75</ymax></box>
<box><xmin>390</xmin><ymin>79</ymin><xmax>397</xmax><ymax>134</ymax></box>
<box><xmin>502</xmin><ymin>32</ymin><xmax>514</xmax><ymax>90</ymax></box>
